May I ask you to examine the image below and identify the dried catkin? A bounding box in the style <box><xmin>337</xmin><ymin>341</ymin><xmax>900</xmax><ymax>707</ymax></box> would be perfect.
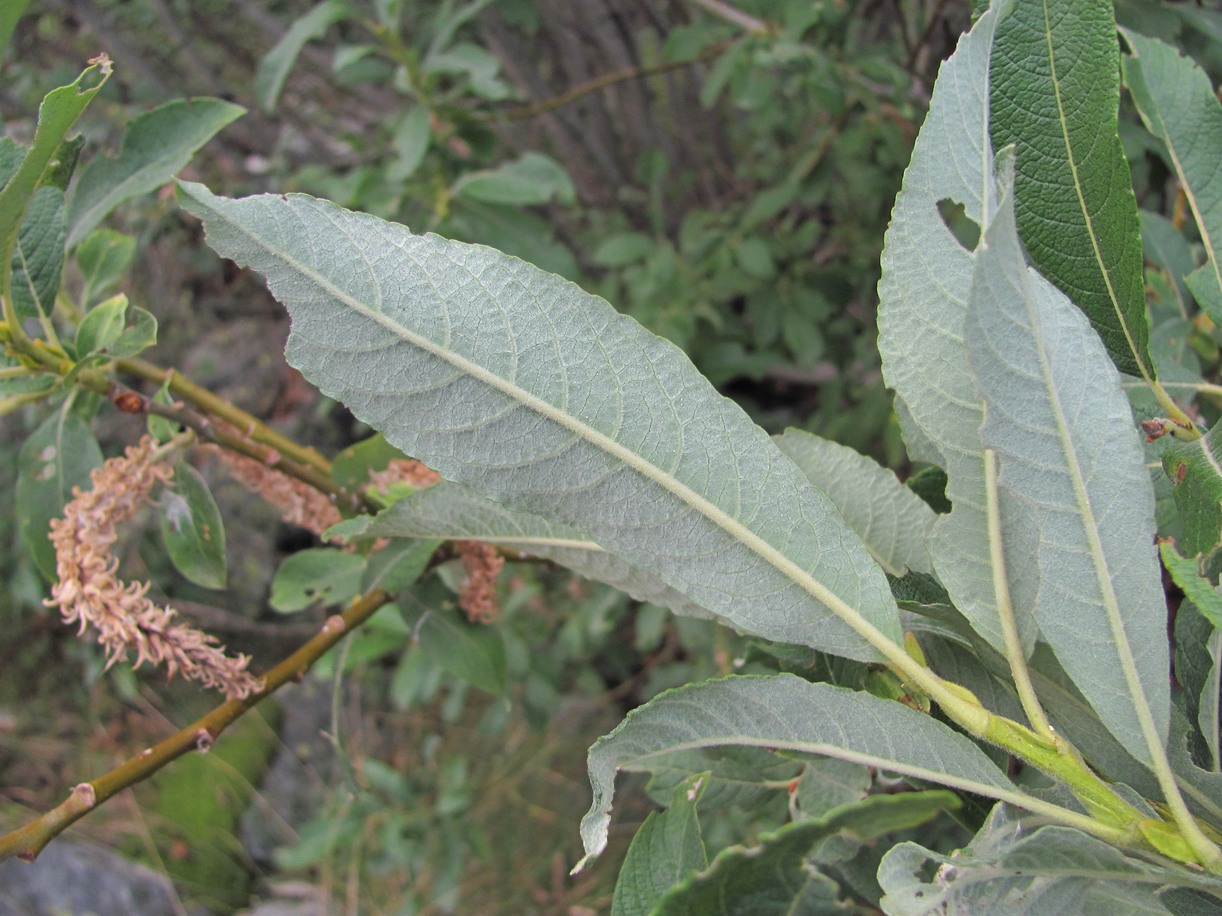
<box><xmin>45</xmin><ymin>436</ymin><xmax>261</xmax><ymax>700</ymax></box>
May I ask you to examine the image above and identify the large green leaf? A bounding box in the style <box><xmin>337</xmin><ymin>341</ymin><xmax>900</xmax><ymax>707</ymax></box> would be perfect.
<box><xmin>611</xmin><ymin>774</ymin><xmax>709</xmax><ymax>916</ymax></box>
<box><xmin>1121</xmin><ymin>30</ymin><xmax>1222</xmax><ymax>325</ymax></box>
<box><xmin>879</xmin><ymin>806</ymin><xmax>1222</xmax><ymax>914</ymax></box>
<box><xmin>877</xmin><ymin>0</ymin><xmax>1021</xmax><ymax>655</ymax></box>
<box><xmin>177</xmin><ymin>180</ymin><xmax>904</xmax><ymax>665</ymax></box>
<box><xmin>655</xmin><ymin>792</ymin><xmax>959</xmax><ymax>916</ymax></box>
<box><xmin>572</xmin><ymin>674</ymin><xmax>1018</xmax><ymax>870</ymax></box>
<box><xmin>159</xmin><ymin>462</ymin><xmax>227</xmax><ymax>590</ymax></box>
<box><xmin>331</xmin><ymin>482</ymin><xmax>715</xmax><ymax>622</ymax></box>
<box><xmin>775</xmin><ymin>428</ymin><xmax>936</xmax><ymax>576</ymax></box>
<box><xmin>990</xmin><ymin>0</ymin><xmax>1150</xmax><ymax>379</ymax></box>
<box><xmin>15</xmin><ymin>408</ymin><xmax>103</xmax><ymax>580</ymax></box>
<box><xmin>65</xmin><ymin>98</ymin><xmax>245</xmax><ymax>249</ymax></box>
<box><xmin>10</xmin><ymin>185</ymin><xmax>65</xmax><ymax>322</ymax></box>
<box><xmin>966</xmin><ymin>168</ymin><xmax>1168</xmax><ymax>766</ymax></box>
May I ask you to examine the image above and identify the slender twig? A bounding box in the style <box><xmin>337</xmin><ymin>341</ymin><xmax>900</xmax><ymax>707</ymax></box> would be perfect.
<box><xmin>1</xmin><ymin>332</ymin><xmax>370</xmax><ymax>514</ymax></box>
<box><xmin>687</xmin><ymin>0</ymin><xmax>771</xmax><ymax>34</ymax></box>
<box><xmin>116</xmin><ymin>357</ymin><xmax>333</xmax><ymax>480</ymax></box>
<box><xmin>106</xmin><ymin>379</ymin><xmax>366</xmax><ymax>514</ymax></box>
<box><xmin>0</xmin><ymin>587</ymin><xmax>390</xmax><ymax>863</ymax></box>
<box><xmin>486</xmin><ymin>41</ymin><xmax>737</xmax><ymax>123</ymax></box>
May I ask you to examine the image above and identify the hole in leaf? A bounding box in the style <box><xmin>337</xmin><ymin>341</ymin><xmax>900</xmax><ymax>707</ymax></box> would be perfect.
<box><xmin>937</xmin><ymin>198</ymin><xmax>981</xmax><ymax>251</ymax></box>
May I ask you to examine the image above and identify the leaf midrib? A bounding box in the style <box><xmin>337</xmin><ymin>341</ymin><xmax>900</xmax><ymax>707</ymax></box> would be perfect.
<box><xmin>228</xmin><ymin>208</ymin><xmax>904</xmax><ymax>663</ymax></box>
<box><xmin>615</xmin><ymin>735</ymin><xmax>1109</xmax><ymax>836</ymax></box>
<box><xmin>1020</xmin><ymin>259</ymin><xmax>1163</xmax><ymax>768</ymax></box>
<box><xmin>1041</xmin><ymin>0</ymin><xmax>1150</xmax><ymax>383</ymax></box>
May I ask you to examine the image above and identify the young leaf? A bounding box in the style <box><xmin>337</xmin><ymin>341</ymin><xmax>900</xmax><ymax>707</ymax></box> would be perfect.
<box><xmin>573</xmin><ymin>674</ymin><xmax>1018</xmax><ymax>871</ymax></box>
<box><xmin>10</xmin><ymin>185</ymin><xmax>65</xmax><ymax>322</ymax></box>
<box><xmin>269</xmin><ymin>548</ymin><xmax>365</xmax><ymax>612</ymax></box>
<box><xmin>65</xmin><ymin>98</ymin><xmax>245</xmax><ymax>248</ymax></box>
<box><xmin>450</xmin><ymin>152</ymin><xmax>575</xmax><ymax>206</ymax></box>
<box><xmin>74</xmin><ymin>292</ymin><xmax>128</xmax><ymax>358</ymax></box>
<box><xmin>655</xmin><ymin>792</ymin><xmax>959</xmax><ymax>916</ymax></box>
<box><xmin>15</xmin><ymin>408</ymin><xmax>103</xmax><ymax>579</ymax></box>
<box><xmin>253</xmin><ymin>0</ymin><xmax>352</xmax><ymax>112</ymax></box>
<box><xmin>328</xmin><ymin>432</ymin><xmax>407</xmax><ymax>491</ymax></box>
<box><xmin>990</xmin><ymin>0</ymin><xmax>1151</xmax><ymax>379</ymax></box>
<box><xmin>177</xmin><ymin>180</ymin><xmax>904</xmax><ymax>665</ymax></box>
<box><xmin>387</xmin><ymin>105</ymin><xmax>431</xmax><ymax>182</ymax></box>
<box><xmin>0</xmin><ymin>58</ymin><xmax>108</xmax><ymax>253</ymax></box>
<box><xmin>775</xmin><ymin>428</ymin><xmax>936</xmax><ymax>576</ymax></box>
<box><xmin>611</xmin><ymin>774</ymin><xmax>710</xmax><ymax>916</ymax></box>
<box><xmin>75</xmin><ymin>228</ymin><xmax>136</xmax><ymax>307</ymax></box>
<box><xmin>159</xmin><ymin>462</ymin><xmax>227</xmax><ymax>590</ymax></box>
<box><xmin>876</xmin><ymin>0</ymin><xmax>1021</xmax><ymax>655</ymax></box>
<box><xmin>966</xmin><ymin>169</ymin><xmax>1169</xmax><ymax>767</ymax></box>
<box><xmin>106</xmin><ymin>305</ymin><xmax>158</xmax><ymax>359</ymax></box>
<box><xmin>1121</xmin><ymin>30</ymin><xmax>1222</xmax><ymax>325</ymax></box>
<box><xmin>878</xmin><ymin>806</ymin><xmax>1222</xmax><ymax>914</ymax></box>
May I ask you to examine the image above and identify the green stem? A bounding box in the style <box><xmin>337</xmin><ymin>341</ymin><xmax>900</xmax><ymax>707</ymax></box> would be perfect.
<box><xmin>983</xmin><ymin>448</ymin><xmax>1054</xmax><ymax>738</ymax></box>
<box><xmin>1150</xmin><ymin>377</ymin><xmax>1200</xmax><ymax>440</ymax></box>
<box><xmin>116</xmin><ymin>357</ymin><xmax>334</xmax><ymax>479</ymax></box>
<box><xmin>2</xmin><ymin>334</ymin><xmax>368</xmax><ymax>514</ymax></box>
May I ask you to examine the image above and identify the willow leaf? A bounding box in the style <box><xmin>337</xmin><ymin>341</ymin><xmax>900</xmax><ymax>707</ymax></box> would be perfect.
<box><xmin>573</xmin><ymin>674</ymin><xmax>1017</xmax><ymax>870</ymax></box>
<box><xmin>1121</xmin><ymin>30</ymin><xmax>1222</xmax><ymax>326</ymax></box>
<box><xmin>877</xmin><ymin>0</ymin><xmax>1022</xmax><ymax>655</ymax></box>
<box><xmin>655</xmin><ymin>792</ymin><xmax>958</xmax><ymax>916</ymax></box>
<box><xmin>991</xmin><ymin>0</ymin><xmax>1151</xmax><ymax>379</ymax></box>
<box><xmin>1162</xmin><ymin>422</ymin><xmax>1222</xmax><ymax>558</ymax></box>
<box><xmin>880</xmin><ymin>806</ymin><xmax>1221</xmax><ymax>914</ymax></box>
<box><xmin>65</xmin><ymin>98</ymin><xmax>245</xmax><ymax>249</ymax></box>
<box><xmin>775</xmin><ymin>429</ymin><xmax>936</xmax><ymax>577</ymax></box>
<box><xmin>331</xmin><ymin>482</ymin><xmax>715</xmax><ymax>621</ymax></box>
<box><xmin>177</xmin><ymin>181</ymin><xmax>903</xmax><ymax>663</ymax></box>
<box><xmin>966</xmin><ymin>171</ymin><xmax>1168</xmax><ymax>766</ymax></box>
<box><xmin>0</xmin><ymin>60</ymin><xmax>107</xmax><ymax>258</ymax></box>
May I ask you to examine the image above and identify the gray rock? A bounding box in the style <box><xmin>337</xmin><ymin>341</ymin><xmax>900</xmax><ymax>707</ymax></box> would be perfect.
<box><xmin>0</xmin><ymin>840</ymin><xmax>182</xmax><ymax>915</ymax></box>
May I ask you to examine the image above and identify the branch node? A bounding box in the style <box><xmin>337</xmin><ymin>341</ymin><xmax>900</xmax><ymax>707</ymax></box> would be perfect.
<box><xmin>70</xmin><ymin>783</ymin><xmax>96</xmax><ymax>809</ymax></box>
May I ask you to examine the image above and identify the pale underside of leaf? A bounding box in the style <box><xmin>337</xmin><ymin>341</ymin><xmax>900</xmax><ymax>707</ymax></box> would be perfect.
<box><xmin>775</xmin><ymin>428</ymin><xmax>936</xmax><ymax>577</ymax></box>
<box><xmin>966</xmin><ymin>176</ymin><xmax>1169</xmax><ymax>766</ymax></box>
<box><xmin>334</xmin><ymin>482</ymin><xmax>715</xmax><ymax>620</ymax></box>
<box><xmin>879</xmin><ymin>805</ymin><xmax>1221</xmax><ymax>915</ymax></box>
<box><xmin>877</xmin><ymin>0</ymin><xmax>1025</xmax><ymax>656</ymax></box>
<box><xmin>574</xmin><ymin>674</ymin><xmax>1018</xmax><ymax>870</ymax></box>
<box><xmin>1121</xmin><ymin>29</ymin><xmax>1222</xmax><ymax>326</ymax></box>
<box><xmin>177</xmin><ymin>181</ymin><xmax>904</xmax><ymax>665</ymax></box>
